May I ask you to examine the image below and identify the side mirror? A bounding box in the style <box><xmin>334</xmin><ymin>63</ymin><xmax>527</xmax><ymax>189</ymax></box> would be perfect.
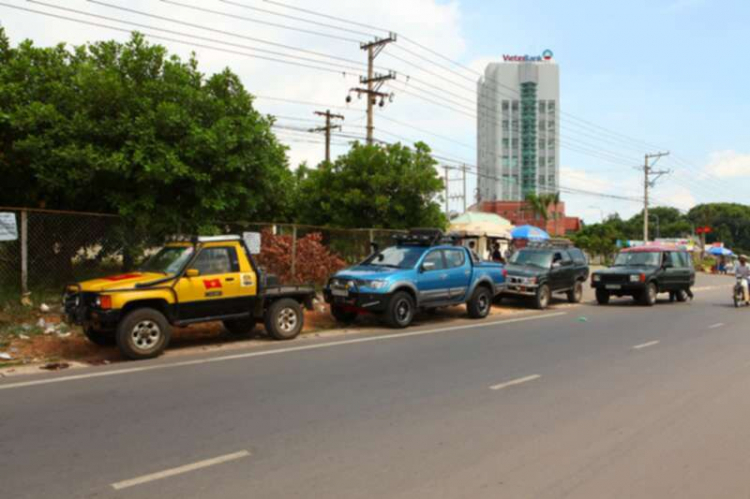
<box><xmin>186</xmin><ymin>268</ymin><xmax>200</xmax><ymax>278</ymax></box>
<box><xmin>421</xmin><ymin>261</ymin><xmax>436</xmax><ymax>272</ymax></box>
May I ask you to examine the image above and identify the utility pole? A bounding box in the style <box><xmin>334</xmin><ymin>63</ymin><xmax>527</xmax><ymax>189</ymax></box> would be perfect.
<box><xmin>462</xmin><ymin>165</ymin><xmax>467</xmax><ymax>212</ymax></box>
<box><xmin>310</xmin><ymin>110</ymin><xmax>344</xmax><ymax>163</ymax></box>
<box><xmin>643</xmin><ymin>152</ymin><xmax>670</xmax><ymax>242</ymax></box>
<box><xmin>444</xmin><ymin>165</ymin><xmax>450</xmax><ymax>219</ymax></box>
<box><xmin>347</xmin><ymin>33</ymin><xmax>397</xmax><ymax>144</ymax></box>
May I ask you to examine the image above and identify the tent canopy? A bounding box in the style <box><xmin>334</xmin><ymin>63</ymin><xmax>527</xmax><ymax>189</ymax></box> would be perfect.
<box><xmin>708</xmin><ymin>246</ymin><xmax>733</xmax><ymax>257</ymax></box>
<box><xmin>450</xmin><ymin>212</ymin><xmax>512</xmax><ymax>239</ymax></box>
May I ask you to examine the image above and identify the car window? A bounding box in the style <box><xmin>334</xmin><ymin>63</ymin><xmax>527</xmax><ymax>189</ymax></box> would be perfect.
<box><xmin>510</xmin><ymin>250</ymin><xmax>553</xmax><ymax>269</ymax></box>
<box><xmin>444</xmin><ymin>249</ymin><xmax>466</xmax><ymax>269</ymax></box>
<box><xmin>613</xmin><ymin>251</ymin><xmax>661</xmax><ymax>267</ymax></box>
<box><xmin>363</xmin><ymin>246</ymin><xmax>426</xmax><ymax>269</ymax></box>
<box><xmin>422</xmin><ymin>250</ymin><xmax>446</xmax><ymax>271</ymax></box>
<box><xmin>560</xmin><ymin>251</ymin><xmax>573</xmax><ymax>265</ymax></box>
<box><xmin>191</xmin><ymin>247</ymin><xmax>238</xmax><ymax>275</ymax></box>
<box><xmin>670</xmin><ymin>251</ymin><xmax>690</xmax><ymax>268</ymax></box>
<box><xmin>568</xmin><ymin>248</ymin><xmax>587</xmax><ymax>265</ymax></box>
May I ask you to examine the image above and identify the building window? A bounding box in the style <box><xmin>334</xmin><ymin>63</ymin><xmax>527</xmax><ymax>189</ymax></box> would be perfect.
<box><xmin>548</xmin><ymin>156</ymin><xmax>555</xmax><ymax>165</ymax></box>
<box><xmin>539</xmin><ymin>176</ymin><xmax>546</xmax><ymax>185</ymax></box>
<box><xmin>512</xmin><ymin>101</ymin><xmax>519</xmax><ymax>111</ymax></box>
<box><xmin>502</xmin><ymin>156</ymin><xmax>510</xmax><ymax>167</ymax></box>
<box><xmin>510</xmin><ymin>157</ymin><xmax>518</xmax><ymax>168</ymax></box>
<box><xmin>538</xmin><ymin>139</ymin><xmax>545</xmax><ymax>150</ymax></box>
<box><xmin>548</xmin><ymin>120</ymin><xmax>555</xmax><ymax>130</ymax></box>
<box><xmin>538</xmin><ymin>120</ymin><xmax>545</xmax><ymax>131</ymax></box>
<box><xmin>502</xmin><ymin>100</ymin><xmax>510</xmax><ymax>111</ymax></box>
<box><xmin>539</xmin><ymin>157</ymin><xmax>546</xmax><ymax>167</ymax></box>
<box><xmin>538</xmin><ymin>101</ymin><xmax>546</xmax><ymax>113</ymax></box>
<box><xmin>548</xmin><ymin>138</ymin><xmax>555</xmax><ymax>148</ymax></box>
<box><xmin>511</xmin><ymin>138</ymin><xmax>519</xmax><ymax>149</ymax></box>
<box><xmin>548</xmin><ymin>101</ymin><xmax>556</xmax><ymax>113</ymax></box>
<box><xmin>548</xmin><ymin>174</ymin><xmax>555</xmax><ymax>184</ymax></box>
<box><xmin>511</xmin><ymin>120</ymin><xmax>518</xmax><ymax>131</ymax></box>
<box><xmin>502</xmin><ymin>120</ymin><xmax>509</xmax><ymax>132</ymax></box>
<box><xmin>502</xmin><ymin>138</ymin><xmax>509</xmax><ymax>149</ymax></box>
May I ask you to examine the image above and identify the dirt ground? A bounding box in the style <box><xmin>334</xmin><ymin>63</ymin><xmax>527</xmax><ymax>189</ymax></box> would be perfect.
<box><xmin>0</xmin><ymin>296</ymin><xmax>538</xmax><ymax>376</ymax></box>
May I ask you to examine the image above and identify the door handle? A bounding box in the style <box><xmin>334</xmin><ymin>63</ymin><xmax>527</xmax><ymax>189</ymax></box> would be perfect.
<box><xmin>225</xmin><ymin>277</ymin><xmax>235</xmax><ymax>282</ymax></box>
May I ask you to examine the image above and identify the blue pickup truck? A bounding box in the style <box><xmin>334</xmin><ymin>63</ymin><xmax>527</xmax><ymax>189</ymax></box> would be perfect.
<box><xmin>323</xmin><ymin>230</ymin><xmax>507</xmax><ymax>328</ymax></box>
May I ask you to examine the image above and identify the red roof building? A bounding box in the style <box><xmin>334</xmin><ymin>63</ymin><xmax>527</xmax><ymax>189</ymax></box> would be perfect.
<box><xmin>478</xmin><ymin>200</ymin><xmax>581</xmax><ymax>237</ymax></box>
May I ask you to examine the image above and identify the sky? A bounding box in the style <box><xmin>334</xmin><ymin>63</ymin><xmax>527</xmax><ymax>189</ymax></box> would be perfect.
<box><xmin>2</xmin><ymin>0</ymin><xmax>749</xmax><ymax>224</ymax></box>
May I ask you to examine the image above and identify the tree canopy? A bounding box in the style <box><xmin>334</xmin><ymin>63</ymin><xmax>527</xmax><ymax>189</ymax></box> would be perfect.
<box><xmin>0</xmin><ymin>30</ymin><xmax>293</xmax><ymax>235</ymax></box>
<box><xmin>294</xmin><ymin>141</ymin><xmax>447</xmax><ymax>229</ymax></box>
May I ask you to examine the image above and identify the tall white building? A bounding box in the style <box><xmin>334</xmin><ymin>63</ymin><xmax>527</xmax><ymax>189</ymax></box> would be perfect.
<box><xmin>477</xmin><ymin>56</ymin><xmax>560</xmax><ymax>202</ymax></box>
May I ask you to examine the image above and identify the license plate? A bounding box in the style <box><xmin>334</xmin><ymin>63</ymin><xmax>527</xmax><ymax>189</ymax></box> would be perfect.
<box><xmin>332</xmin><ymin>288</ymin><xmax>348</xmax><ymax>297</ymax></box>
<box><xmin>606</xmin><ymin>284</ymin><xmax>621</xmax><ymax>290</ymax></box>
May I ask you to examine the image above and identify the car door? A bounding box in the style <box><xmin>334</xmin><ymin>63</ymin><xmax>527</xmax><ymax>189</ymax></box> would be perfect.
<box><xmin>549</xmin><ymin>251</ymin><xmax>568</xmax><ymax>291</ymax></box>
<box><xmin>416</xmin><ymin>250</ymin><xmax>450</xmax><ymax>305</ymax></box>
<box><xmin>174</xmin><ymin>246</ymin><xmax>246</xmax><ymax>320</ymax></box>
<box><xmin>443</xmin><ymin>248</ymin><xmax>472</xmax><ymax>302</ymax></box>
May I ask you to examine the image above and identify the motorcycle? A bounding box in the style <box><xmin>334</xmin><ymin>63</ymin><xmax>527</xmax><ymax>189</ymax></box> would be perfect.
<box><xmin>734</xmin><ymin>276</ymin><xmax>749</xmax><ymax>308</ymax></box>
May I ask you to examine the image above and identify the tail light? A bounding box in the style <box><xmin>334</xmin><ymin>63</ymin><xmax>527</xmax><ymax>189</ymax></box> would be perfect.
<box><xmin>640</xmin><ymin>273</ymin><xmax>646</xmax><ymax>283</ymax></box>
<box><xmin>502</xmin><ymin>268</ymin><xmax>508</xmax><ymax>278</ymax></box>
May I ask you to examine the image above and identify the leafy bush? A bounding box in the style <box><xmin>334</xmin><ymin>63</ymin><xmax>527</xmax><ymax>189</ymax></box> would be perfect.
<box><xmin>255</xmin><ymin>230</ymin><xmax>346</xmax><ymax>285</ymax></box>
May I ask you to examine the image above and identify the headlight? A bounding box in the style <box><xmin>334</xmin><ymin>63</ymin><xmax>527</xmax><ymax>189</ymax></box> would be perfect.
<box><xmin>358</xmin><ymin>279</ymin><xmax>389</xmax><ymax>290</ymax></box>
<box><xmin>630</xmin><ymin>274</ymin><xmax>642</xmax><ymax>283</ymax></box>
<box><xmin>522</xmin><ymin>277</ymin><xmax>538</xmax><ymax>285</ymax></box>
<box><xmin>346</xmin><ymin>280</ymin><xmax>357</xmax><ymax>290</ymax></box>
<box><xmin>593</xmin><ymin>274</ymin><xmax>601</xmax><ymax>282</ymax></box>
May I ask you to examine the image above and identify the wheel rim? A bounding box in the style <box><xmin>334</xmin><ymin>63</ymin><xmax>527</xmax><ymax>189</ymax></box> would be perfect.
<box><xmin>395</xmin><ymin>299</ymin><xmax>412</xmax><ymax>324</ymax></box>
<box><xmin>478</xmin><ymin>293</ymin><xmax>490</xmax><ymax>314</ymax></box>
<box><xmin>130</xmin><ymin>320</ymin><xmax>161</xmax><ymax>352</ymax></box>
<box><xmin>277</xmin><ymin>308</ymin><xmax>298</xmax><ymax>333</ymax></box>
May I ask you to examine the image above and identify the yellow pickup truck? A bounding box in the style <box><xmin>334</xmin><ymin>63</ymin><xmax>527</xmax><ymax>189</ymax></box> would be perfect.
<box><xmin>64</xmin><ymin>235</ymin><xmax>314</xmax><ymax>360</ymax></box>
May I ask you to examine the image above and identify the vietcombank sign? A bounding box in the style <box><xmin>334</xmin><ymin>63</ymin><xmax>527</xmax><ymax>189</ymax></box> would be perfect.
<box><xmin>503</xmin><ymin>50</ymin><xmax>554</xmax><ymax>62</ymax></box>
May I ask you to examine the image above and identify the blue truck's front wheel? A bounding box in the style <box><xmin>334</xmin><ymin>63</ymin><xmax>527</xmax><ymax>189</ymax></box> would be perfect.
<box><xmin>385</xmin><ymin>291</ymin><xmax>415</xmax><ymax>328</ymax></box>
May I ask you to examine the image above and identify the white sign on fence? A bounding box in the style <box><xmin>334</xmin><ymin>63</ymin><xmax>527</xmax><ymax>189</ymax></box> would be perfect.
<box><xmin>243</xmin><ymin>232</ymin><xmax>262</xmax><ymax>255</ymax></box>
<box><xmin>0</xmin><ymin>212</ymin><xmax>18</xmax><ymax>241</ymax></box>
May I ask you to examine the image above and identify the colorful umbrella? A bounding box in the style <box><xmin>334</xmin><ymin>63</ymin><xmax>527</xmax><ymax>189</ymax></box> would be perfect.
<box><xmin>511</xmin><ymin>225</ymin><xmax>550</xmax><ymax>241</ymax></box>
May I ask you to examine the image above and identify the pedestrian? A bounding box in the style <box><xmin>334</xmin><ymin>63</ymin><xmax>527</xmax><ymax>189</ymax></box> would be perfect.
<box><xmin>736</xmin><ymin>255</ymin><xmax>750</xmax><ymax>305</ymax></box>
<box><xmin>491</xmin><ymin>243</ymin><xmax>505</xmax><ymax>263</ymax></box>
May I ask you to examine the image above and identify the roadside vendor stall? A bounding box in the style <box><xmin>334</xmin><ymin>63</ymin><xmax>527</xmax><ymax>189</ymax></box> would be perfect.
<box><xmin>450</xmin><ymin>212</ymin><xmax>513</xmax><ymax>260</ymax></box>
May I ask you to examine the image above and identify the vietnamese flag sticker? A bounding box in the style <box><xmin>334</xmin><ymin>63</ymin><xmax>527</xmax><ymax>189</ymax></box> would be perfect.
<box><xmin>203</xmin><ymin>279</ymin><xmax>222</xmax><ymax>289</ymax></box>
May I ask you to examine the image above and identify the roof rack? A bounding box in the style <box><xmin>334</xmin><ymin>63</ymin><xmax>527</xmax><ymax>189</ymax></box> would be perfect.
<box><xmin>526</xmin><ymin>239</ymin><xmax>574</xmax><ymax>249</ymax></box>
<box><xmin>393</xmin><ymin>229</ymin><xmax>458</xmax><ymax>247</ymax></box>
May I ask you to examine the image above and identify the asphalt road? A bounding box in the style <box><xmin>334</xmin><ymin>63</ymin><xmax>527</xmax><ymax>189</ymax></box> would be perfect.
<box><xmin>0</xmin><ymin>273</ymin><xmax>745</xmax><ymax>499</ymax></box>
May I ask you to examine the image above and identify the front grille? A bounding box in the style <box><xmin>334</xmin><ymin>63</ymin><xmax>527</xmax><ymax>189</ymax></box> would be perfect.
<box><xmin>600</xmin><ymin>274</ymin><xmax>629</xmax><ymax>284</ymax></box>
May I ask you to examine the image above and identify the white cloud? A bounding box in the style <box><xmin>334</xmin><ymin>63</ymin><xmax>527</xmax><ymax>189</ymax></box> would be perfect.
<box><xmin>704</xmin><ymin>150</ymin><xmax>750</xmax><ymax>178</ymax></box>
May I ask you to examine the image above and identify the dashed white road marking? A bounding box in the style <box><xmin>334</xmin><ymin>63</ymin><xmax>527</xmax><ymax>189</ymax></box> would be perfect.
<box><xmin>490</xmin><ymin>374</ymin><xmax>542</xmax><ymax>391</ymax></box>
<box><xmin>0</xmin><ymin>312</ymin><xmax>568</xmax><ymax>391</ymax></box>
<box><xmin>632</xmin><ymin>340</ymin><xmax>660</xmax><ymax>350</ymax></box>
<box><xmin>708</xmin><ymin>323</ymin><xmax>725</xmax><ymax>329</ymax></box>
<box><xmin>111</xmin><ymin>450</ymin><xmax>251</xmax><ymax>490</ymax></box>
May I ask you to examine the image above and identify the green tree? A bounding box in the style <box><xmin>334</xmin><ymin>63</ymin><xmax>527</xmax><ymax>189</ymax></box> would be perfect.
<box><xmin>0</xmin><ymin>30</ymin><xmax>293</xmax><ymax>236</ymax></box>
<box><xmin>294</xmin><ymin>141</ymin><xmax>447</xmax><ymax>229</ymax></box>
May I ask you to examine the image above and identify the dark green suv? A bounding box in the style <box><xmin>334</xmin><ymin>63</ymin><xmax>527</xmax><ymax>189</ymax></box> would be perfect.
<box><xmin>591</xmin><ymin>246</ymin><xmax>695</xmax><ymax>306</ymax></box>
<box><xmin>502</xmin><ymin>245</ymin><xmax>590</xmax><ymax>309</ymax></box>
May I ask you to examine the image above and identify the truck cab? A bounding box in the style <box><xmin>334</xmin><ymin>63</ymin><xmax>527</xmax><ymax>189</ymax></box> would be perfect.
<box><xmin>324</xmin><ymin>230</ymin><xmax>506</xmax><ymax>328</ymax></box>
<box><xmin>64</xmin><ymin>235</ymin><xmax>314</xmax><ymax>360</ymax></box>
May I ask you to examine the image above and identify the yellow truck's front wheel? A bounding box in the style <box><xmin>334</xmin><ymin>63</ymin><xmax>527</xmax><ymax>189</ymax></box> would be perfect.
<box><xmin>116</xmin><ymin>308</ymin><xmax>172</xmax><ymax>360</ymax></box>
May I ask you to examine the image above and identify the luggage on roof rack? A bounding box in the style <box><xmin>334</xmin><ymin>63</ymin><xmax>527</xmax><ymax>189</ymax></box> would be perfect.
<box><xmin>526</xmin><ymin>239</ymin><xmax>574</xmax><ymax>249</ymax></box>
<box><xmin>393</xmin><ymin>228</ymin><xmax>458</xmax><ymax>247</ymax></box>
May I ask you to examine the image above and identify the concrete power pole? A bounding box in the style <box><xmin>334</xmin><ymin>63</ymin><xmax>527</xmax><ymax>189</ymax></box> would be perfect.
<box><xmin>310</xmin><ymin>110</ymin><xmax>344</xmax><ymax>163</ymax></box>
<box><xmin>642</xmin><ymin>152</ymin><xmax>670</xmax><ymax>242</ymax></box>
<box><xmin>347</xmin><ymin>34</ymin><xmax>396</xmax><ymax>144</ymax></box>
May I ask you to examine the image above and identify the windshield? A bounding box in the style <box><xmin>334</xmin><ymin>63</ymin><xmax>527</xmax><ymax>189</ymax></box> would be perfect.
<box><xmin>139</xmin><ymin>246</ymin><xmax>195</xmax><ymax>274</ymax></box>
<box><xmin>510</xmin><ymin>250</ymin><xmax>553</xmax><ymax>269</ymax></box>
<box><xmin>362</xmin><ymin>246</ymin><xmax>427</xmax><ymax>269</ymax></box>
<box><xmin>614</xmin><ymin>251</ymin><xmax>661</xmax><ymax>267</ymax></box>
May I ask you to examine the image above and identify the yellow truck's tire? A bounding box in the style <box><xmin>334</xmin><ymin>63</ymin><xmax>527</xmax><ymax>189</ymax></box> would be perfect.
<box><xmin>265</xmin><ymin>298</ymin><xmax>303</xmax><ymax>340</ymax></box>
<box><xmin>116</xmin><ymin>308</ymin><xmax>171</xmax><ymax>360</ymax></box>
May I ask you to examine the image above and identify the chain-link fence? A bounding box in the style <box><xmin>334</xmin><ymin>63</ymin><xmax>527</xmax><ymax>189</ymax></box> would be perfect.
<box><xmin>0</xmin><ymin>208</ymin><xmax>405</xmax><ymax>301</ymax></box>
